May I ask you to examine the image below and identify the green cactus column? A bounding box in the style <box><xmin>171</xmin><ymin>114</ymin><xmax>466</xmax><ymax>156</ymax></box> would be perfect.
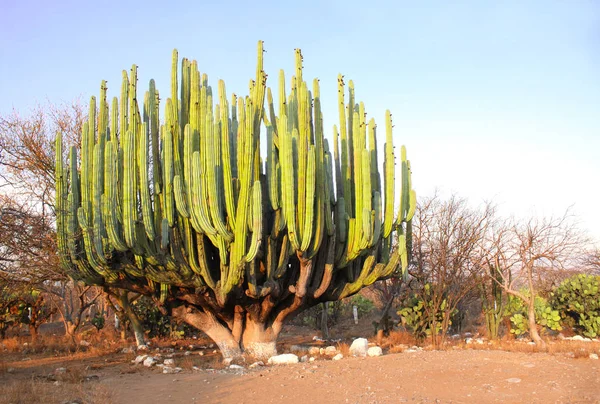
<box><xmin>55</xmin><ymin>40</ymin><xmax>416</xmax><ymax>360</ymax></box>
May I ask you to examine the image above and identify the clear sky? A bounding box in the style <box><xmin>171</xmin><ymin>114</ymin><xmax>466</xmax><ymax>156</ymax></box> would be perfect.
<box><xmin>1</xmin><ymin>0</ymin><xmax>599</xmax><ymax>243</ymax></box>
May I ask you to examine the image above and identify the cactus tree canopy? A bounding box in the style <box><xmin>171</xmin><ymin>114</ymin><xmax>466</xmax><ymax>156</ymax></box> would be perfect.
<box><xmin>55</xmin><ymin>41</ymin><xmax>415</xmax><ymax>359</ymax></box>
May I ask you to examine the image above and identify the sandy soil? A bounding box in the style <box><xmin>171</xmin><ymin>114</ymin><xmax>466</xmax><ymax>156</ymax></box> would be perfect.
<box><xmin>2</xmin><ymin>323</ymin><xmax>599</xmax><ymax>404</ymax></box>
<box><xmin>105</xmin><ymin>349</ymin><xmax>599</xmax><ymax>404</ymax></box>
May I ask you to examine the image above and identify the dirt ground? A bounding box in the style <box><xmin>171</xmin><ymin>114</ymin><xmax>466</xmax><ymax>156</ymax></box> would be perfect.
<box><xmin>2</xmin><ymin>341</ymin><xmax>599</xmax><ymax>403</ymax></box>
<box><xmin>1</xmin><ymin>320</ymin><xmax>600</xmax><ymax>403</ymax></box>
<box><xmin>104</xmin><ymin>349</ymin><xmax>599</xmax><ymax>404</ymax></box>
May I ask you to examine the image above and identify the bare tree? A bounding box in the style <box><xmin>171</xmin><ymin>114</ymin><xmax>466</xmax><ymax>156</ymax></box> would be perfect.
<box><xmin>408</xmin><ymin>194</ymin><xmax>495</xmax><ymax>348</ymax></box>
<box><xmin>490</xmin><ymin>211</ymin><xmax>586</xmax><ymax>348</ymax></box>
<box><xmin>48</xmin><ymin>281</ymin><xmax>103</xmax><ymax>343</ymax></box>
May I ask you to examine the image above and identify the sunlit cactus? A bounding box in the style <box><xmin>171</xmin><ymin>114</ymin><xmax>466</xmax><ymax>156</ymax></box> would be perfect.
<box><xmin>55</xmin><ymin>41</ymin><xmax>415</xmax><ymax>359</ymax></box>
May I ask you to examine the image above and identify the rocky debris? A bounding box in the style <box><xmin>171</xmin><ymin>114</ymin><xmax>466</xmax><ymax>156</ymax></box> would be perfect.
<box><xmin>367</xmin><ymin>346</ymin><xmax>383</xmax><ymax>357</ymax></box>
<box><xmin>137</xmin><ymin>344</ymin><xmax>149</xmax><ymax>351</ymax></box>
<box><xmin>268</xmin><ymin>353</ymin><xmax>299</xmax><ymax>365</ymax></box>
<box><xmin>184</xmin><ymin>351</ymin><xmax>192</xmax><ymax>356</ymax></box>
<box><xmin>332</xmin><ymin>353</ymin><xmax>344</xmax><ymax>361</ymax></box>
<box><xmin>198</xmin><ymin>351</ymin><xmax>204</xmax><ymax>356</ymax></box>
<box><xmin>561</xmin><ymin>335</ymin><xmax>599</xmax><ymax>342</ymax></box>
<box><xmin>404</xmin><ymin>346</ymin><xmax>423</xmax><ymax>353</ymax></box>
<box><xmin>309</xmin><ymin>357</ymin><xmax>316</xmax><ymax>362</ymax></box>
<box><xmin>133</xmin><ymin>355</ymin><xmax>148</xmax><ymax>364</ymax></box>
<box><xmin>466</xmin><ymin>337</ymin><xmax>485</xmax><ymax>345</ymax></box>
<box><xmin>321</xmin><ymin>346</ymin><xmax>338</xmax><ymax>356</ymax></box>
<box><xmin>121</xmin><ymin>346</ymin><xmax>135</xmax><ymax>354</ymax></box>
<box><xmin>308</xmin><ymin>347</ymin><xmax>321</xmax><ymax>356</ymax></box>
<box><xmin>162</xmin><ymin>366</ymin><xmax>183</xmax><ymax>374</ymax></box>
<box><xmin>589</xmin><ymin>353</ymin><xmax>599</xmax><ymax>360</ymax></box>
<box><xmin>223</xmin><ymin>358</ymin><xmax>234</xmax><ymax>366</ymax></box>
<box><xmin>143</xmin><ymin>356</ymin><xmax>157</xmax><ymax>367</ymax></box>
<box><xmin>300</xmin><ymin>355</ymin><xmax>309</xmax><ymax>363</ymax></box>
<box><xmin>6</xmin><ymin>368</ymin><xmax>15</xmax><ymax>373</ymax></box>
<box><xmin>229</xmin><ymin>364</ymin><xmax>244</xmax><ymax>370</ymax></box>
<box><xmin>163</xmin><ymin>358</ymin><xmax>175</xmax><ymax>366</ymax></box>
<box><xmin>249</xmin><ymin>361</ymin><xmax>265</xmax><ymax>369</ymax></box>
<box><xmin>290</xmin><ymin>345</ymin><xmax>309</xmax><ymax>353</ymax></box>
<box><xmin>349</xmin><ymin>338</ymin><xmax>369</xmax><ymax>357</ymax></box>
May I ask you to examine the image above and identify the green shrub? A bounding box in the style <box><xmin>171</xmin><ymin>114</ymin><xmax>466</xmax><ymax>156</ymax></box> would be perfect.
<box><xmin>397</xmin><ymin>285</ymin><xmax>454</xmax><ymax>341</ymax></box>
<box><xmin>132</xmin><ymin>296</ymin><xmax>192</xmax><ymax>339</ymax></box>
<box><xmin>506</xmin><ymin>292</ymin><xmax>561</xmax><ymax>336</ymax></box>
<box><xmin>550</xmin><ymin>274</ymin><xmax>600</xmax><ymax>338</ymax></box>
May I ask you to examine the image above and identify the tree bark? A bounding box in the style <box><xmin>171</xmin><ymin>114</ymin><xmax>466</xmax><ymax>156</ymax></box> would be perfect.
<box><xmin>118</xmin><ymin>292</ymin><xmax>146</xmax><ymax>347</ymax></box>
<box><xmin>528</xmin><ymin>298</ymin><xmax>546</xmax><ymax>349</ymax></box>
<box><xmin>172</xmin><ymin>305</ymin><xmax>243</xmax><ymax>360</ymax></box>
<box><xmin>241</xmin><ymin>317</ymin><xmax>278</xmax><ymax>359</ymax></box>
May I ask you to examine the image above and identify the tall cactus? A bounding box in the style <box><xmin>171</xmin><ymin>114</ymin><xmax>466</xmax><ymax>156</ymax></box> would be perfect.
<box><xmin>55</xmin><ymin>41</ymin><xmax>415</xmax><ymax>359</ymax></box>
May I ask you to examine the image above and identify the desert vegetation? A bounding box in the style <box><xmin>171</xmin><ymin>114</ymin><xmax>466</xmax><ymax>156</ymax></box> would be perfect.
<box><xmin>1</xmin><ymin>40</ymin><xmax>599</xmax><ymax>404</ymax></box>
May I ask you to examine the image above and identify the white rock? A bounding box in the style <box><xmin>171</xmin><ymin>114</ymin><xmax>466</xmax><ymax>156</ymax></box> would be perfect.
<box><xmin>184</xmin><ymin>351</ymin><xmax>192</xmax><ymax>356</ymax></box>
<box><xmin>349</xmin><ymin>338</ymin><xmax>369</xmax><ymax>357</ymax></box>
<box><xmin>465</xmin><ymin>338</ymin><xmax>473</xmax><ymax>344</ymax></box>
<box><xmin>367</xmin><ymin>346</ymin><xmax>383</xmax><ymax>357</ymax></box>
<box><xmin>309</xmin><ymin>357</ymin><xmax>316</xmax><ymax>362</ymax></box>
<box><xmin>223</xmin><ymin>358</ymin><xmax>233</xmax><ymax>366</ymax></box>
<box><xmin>137</xmin><ymin>345</ymin><xmax>149</xmax><ymax>351</ymax></box>
<box><xmin>267</xmin><ymin>353</ymin><xmax>299</xmax><ymax>365</ymax></box>
<box><xmin>134</xmin><ymin>355</ymin><xmax>148</xmax><ymax>364</ymax></box>
<box><xmin>143</xmin><ymin>357</ymin><xmax>156</xmax><ymax>367</ymax></box>
<box><xmin>300</xmin><ymin>355</ymin><xmax>309</xmax><ymax>363</ymax></box>
<box><xmin>121</xmin><ymin>347</ymin><xmax>135</xmax><ymax>354</ymax></box>
<box><xmin>198</xmin><ymin>351</ymin><xmax>204</xmax><ymax>356</ymax></box>
<box><xmin>323</xmin><ymin>346</ymin><xmax>337</xmax><ymax>356</ymax></box>
<box><xmin>475</xmin><ymin>338</ymin><xmax>485</xmax><ymax>344</ymax></box>
<box><xmin>332</xmin><ymin>353</ymin><xmax>343</xmax><ymax>361</ymax></box>
<box><xmin>249</xmin><ymin>361</ymin><xmax>264</xmax><ymax>369</ymax></box>
<box><xmin>290</xmin><ymin>345</ymin><xmax>308</xmax><ymax>352</ymax></box>
<box><xmin>229</xmin><ymin>364</ymin><xmax>244</xmax><ymax>370</ymax></box>
<box><xmin>163</xmin><ymin>358</ymin><xmax>175</xmax><ymax>366</ymax></box>
<box><xmin>162</xmin><ymin>366</ymin><xmax>182</xmax><ymax>374</ymax></box>
<box><xmin>589</xmin><ymin>353</ymin><xmax>599</xmax><ymax>360</ymax></box>
<box><xmin>308</xmin><ymin>347</ymin><xmax>321</xmax><ymax>356</ymax></box>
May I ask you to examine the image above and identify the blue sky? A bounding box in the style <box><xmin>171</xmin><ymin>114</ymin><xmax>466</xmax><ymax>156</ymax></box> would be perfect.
<box><xmin>1</xmin><ymin>0</ymin><xmax>599</xmax><ymax>243</ymax></box>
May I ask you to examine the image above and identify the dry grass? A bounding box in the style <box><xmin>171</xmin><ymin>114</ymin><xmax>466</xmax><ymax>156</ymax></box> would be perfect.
<box><xmin>380</xmin><ymin>330</ymin><xmax>417</xmax><ymax>349</ymax></box>
<box><xmin>0</xmin><ymin>378</ymin><xmax>113</xmax><ymax>404</ymax></box>
<box><xmin>336</xmin><ymin>342</ymin><xmax>350</xmax><ymax>356</ymax></box>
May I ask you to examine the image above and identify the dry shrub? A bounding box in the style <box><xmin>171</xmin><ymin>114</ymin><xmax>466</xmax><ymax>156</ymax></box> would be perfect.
<box><xmin>381</xmin><ymin>330</ymin><xmax>416</xmax><ymax>349</ymax></box>
<box><xmin>1</xmin><ymin>337</ymin><xmax>21</xmax><ymax>352</ymax></box>
<box><xmin>336</xmin><ymin>342</ymin><xmax>350</xmax><ymax>356</ymax></box>
<box><xmin>0</xmin><ymin>379</ymin><xmax>112</xmax><ymax>404</ymax></box>
<box><xmin>547</xmin><ymin>340</ymin><xmax>600</xmax><ymax>357</ymax></box>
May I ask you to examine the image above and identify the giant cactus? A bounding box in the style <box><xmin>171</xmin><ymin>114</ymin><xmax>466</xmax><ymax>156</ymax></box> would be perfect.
<box><xmin>55</xmin><ymin>41</ymin><xmax>415</xmax><ymax>359</ymax></box>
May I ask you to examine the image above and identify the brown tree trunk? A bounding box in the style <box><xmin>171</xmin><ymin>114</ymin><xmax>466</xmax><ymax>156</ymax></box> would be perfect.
<box><xmin>29</xmin><ymin>325</ymin><xmax>38</xmax><ymax>343</ymax></box>
<box><xmin>118</xmin><ymin>292</ymin><xmax>146</xmax><ymax>347</ymax></box>
<box><xmin>172</xmin><ymin>305</ymin><xmax>243</xmax><ymax>360</ymax></box>
<box><xmin>528</xmin><ymin>299</ymin><xmax>546</xmax><ymax>349</ymax></box>
<box><xmin>241</xmin><ymin>318</ymin><xmax>278</xmax><ymax>360</ymax></box>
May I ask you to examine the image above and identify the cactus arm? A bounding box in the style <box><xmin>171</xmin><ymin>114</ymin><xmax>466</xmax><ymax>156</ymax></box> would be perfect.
<box><xmin>138</xmin><ymin>122</ymin><xmax>156</xmax><ymax>240</ymax></box>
